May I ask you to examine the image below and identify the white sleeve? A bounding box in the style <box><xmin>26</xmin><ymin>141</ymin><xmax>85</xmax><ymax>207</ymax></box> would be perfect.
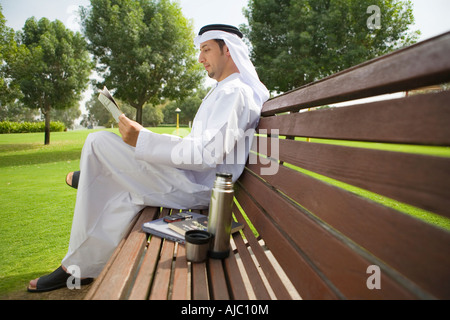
<box><xmin>134</xmin><ymin>88</ymin><xmax>248</xmax><ymax>171</ymax></box>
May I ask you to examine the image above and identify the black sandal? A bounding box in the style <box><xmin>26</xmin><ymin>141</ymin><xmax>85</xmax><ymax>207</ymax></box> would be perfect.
<box><xmin>66</xmin><ymin>171</ymin><xmax>80</xmax><ymax>189</ymax></box>
<box><xmin>27</xmin><ymin>266</ymin><xmax>93</xmax><ymax>293</ymax></box>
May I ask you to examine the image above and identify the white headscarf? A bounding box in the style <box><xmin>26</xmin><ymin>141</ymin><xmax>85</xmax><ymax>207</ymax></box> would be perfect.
<box><xmin>194</xmin><ymin>30</ymin><xmax>270</xmax><ymax>107</ymax></box>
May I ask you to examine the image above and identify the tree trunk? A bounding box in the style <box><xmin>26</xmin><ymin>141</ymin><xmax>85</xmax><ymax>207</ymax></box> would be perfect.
<box><xmin>136</xmin><ymin>104</ymin><xmax>143</xmax><ymax>125</ymax></box>
<box><xmin>43</xmin><ymin>106</ymin><xmax>51</xmax><ymax>145</ymax></box>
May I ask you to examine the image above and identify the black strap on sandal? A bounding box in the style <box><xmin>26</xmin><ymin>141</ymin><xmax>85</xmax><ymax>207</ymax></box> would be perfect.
<box><xmin>66</xmin><ymin>171</ymin><xmax>80</xmax><ymax>189</ymax></box>
<box><xmin>71</xmin><ymin>171</ymin><xmax>80</xmax><ymax>189</ymax></box>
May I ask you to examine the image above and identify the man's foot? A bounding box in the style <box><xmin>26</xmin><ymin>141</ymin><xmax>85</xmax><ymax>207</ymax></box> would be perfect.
<box><xmin>27</xmin><ymin>265</ymin><xmax>93</xmax><ymax>293</ymax></box>
<box><xmin>65</xmin><ymin>171</ymin><xmax>80</xmax><ymax>189</ymax></box>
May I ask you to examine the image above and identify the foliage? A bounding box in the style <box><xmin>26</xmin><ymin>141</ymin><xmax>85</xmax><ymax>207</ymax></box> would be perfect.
<box><xmin>81</xmin><ymin>0</ymin><xmax>204</xmax><ymax>124</ymax></box>
<box><xmin>143</xmin><ymin>103</ymin><xmax>164</xmax><ymax>127</ymax></box>
<box><xmin>0</xmin><ymin>100</ymin><xmax>40</xmax><ymax>122</ymax></box>
<box><xmin>242</xmin><ymin>0</ymin><xmax>420</xmax><ymax>93</ymax></box>
<box><xmin>82</xmin><ymin>93</ymin><xmax>164</xmax><ymax>128</ymax></box>
<box><xmin>5</xmin><ymin>17</ymin><xmax>92</xmax><ymax>144</ymax></box>
<box><xmin>0</xmin><ymin>6</ymin><xmax>22</xmax><ymax>108</ymax></box>
<box><xmin>50</xmin><ymin>104</ymin><xmax>82</xmax><ymax>130</ymax></box>
<box><xmin>0</xmin><ymin>121</ymin><xmax>66</xmax><ymax>134</ymax></box>
<box><xmin>163</xmin><ymin>87</ymin><xmax>209</xmax><ymax>124</ymax></box>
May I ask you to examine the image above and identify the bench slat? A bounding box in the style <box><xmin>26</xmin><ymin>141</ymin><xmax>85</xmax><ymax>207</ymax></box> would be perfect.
<box><xmin>237</xmin><ymin>169</ymin><xmax>429</xmax><ymax>299</ymax></box>
<box><xmin>171</xmin><ymin>244</ymin><xmax>189</xmax><ymax>300</ymax></box>
<box><xmin>128</xmin><ymin>233</ymin><xmax>162</xmax><ymax>299</ymax></box>
<box><xmin>208</xmin><ymin>259</ymin><xmax>230</xmax><ymax>300</ymax></box>
<box><xmin>254</xmin><ymin>136</ymin><xmax>450</xmax><ymax>218</ymax></box>
<box><xmin>146</xmin><ymin>208</ymin><xmax>174</xmax><ymax>300</ymax></box>
<box><xmin>222</xmin><ymin>248</ymin><xmax>250</xmax><ymax>300</ymax></box>
<box><xmin>261</xmin><ymin>32</ymin><xmax>450</xmax><ymax>115</ymax></box>
<box><xmin>233</xmin><ymin>204</ymin><xmax>293</xmax><ymax>300</ymax></box>
<box><xmin>258</xmin><ymin>91</ymin><xmax>450</xmax><ymax>146</ymax></box>
<box><xmin>231</xmin><ymin>230</ymin><xmax>272</xmax><ymax>299</ymax></box>
<box><xmin>192</xmin><ymin>262</ymin><xmax>209</xmax><ymax>300</ymax></box>
<box><xmin>149</xmin><ymin>238</ymin><xmax>175</xmax><ymax>300</ymax></box>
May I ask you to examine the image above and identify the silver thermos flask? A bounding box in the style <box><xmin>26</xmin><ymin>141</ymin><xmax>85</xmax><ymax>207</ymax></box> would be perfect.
<box><xmin>207</xmin><ymin>172</ymin><xmax>234</xmax><ymax>259</ymax></box>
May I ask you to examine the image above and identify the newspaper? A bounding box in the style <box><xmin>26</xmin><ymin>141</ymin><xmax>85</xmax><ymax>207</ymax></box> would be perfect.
<box><xmin>97</xmin><ymin>86</ymin><xmax>123</xmax><ymax>123</ymax></box>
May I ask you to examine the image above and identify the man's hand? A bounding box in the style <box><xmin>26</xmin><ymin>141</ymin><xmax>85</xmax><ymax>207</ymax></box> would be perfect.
<box><xmin>118</xmin><ymin>114</ymin><xmax>143</xmax><ymax>147</ymax></box>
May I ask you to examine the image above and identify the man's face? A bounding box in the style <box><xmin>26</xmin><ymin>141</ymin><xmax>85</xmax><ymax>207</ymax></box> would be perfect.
<box><xmin>198</xmin><ymin>40</ymin><xmax>228</xmax><ymax>82</ymax></box>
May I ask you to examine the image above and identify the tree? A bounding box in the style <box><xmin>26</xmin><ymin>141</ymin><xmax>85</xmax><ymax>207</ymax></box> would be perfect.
<box><xmin>81</xmin><ymin>0</ymin><xmax>203</xmax><ymax>124</ymax></box>
<box><xmin>84</xmin><ymin>92</ymin><xmax>163</xmax><ymax>127</ymax></box>
<box><xmin>0</xmin><ymin>6</ymin><xmax>22</xmax><ymax>109</ymax></box>
<box><xmin>142</xmin><ymin>103</ymin><xmax>164</xmax><ymax>127</ymax></box>
<box><xmin>6</xmin><ymin>17</ymin><xmax>92</xmax><ymax>144</ymax></box>
<box><xmin>50</xmin><ymin>104</ymin><xmax>82</xmax><ymax>130</ymax></box>
<box><xmin>163</xmin><ymin>87</ymin><xmax>209</xmax><ymax>125</ymax></box>
<box><xmin>0</xmin><ymin>100</ymin><xmax>40</xmax><ymax>122</ymax></box>
<box><xmin>243</xmin><ymin>0</ymin><xmax>420</xmax><ymax>93</ymax></box>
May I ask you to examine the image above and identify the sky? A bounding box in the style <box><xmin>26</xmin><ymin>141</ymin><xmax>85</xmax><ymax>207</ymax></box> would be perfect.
<box><xmin>2</xmin><ymin>0</ymin><xmax>450</xmax><ymax>41</ymax></box>
<box><xmin>0</xmin><ymin>0</ymin><xmax>250</xmax><ymax>35</ymax></box>
<box><xmin>1</xmin><ymin>0</ymin><xmax>450</xmax><ymax>116</ymax></box>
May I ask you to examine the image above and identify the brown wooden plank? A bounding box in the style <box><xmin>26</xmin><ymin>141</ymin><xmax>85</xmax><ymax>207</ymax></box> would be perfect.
<box><xmin>89</xmin><ymin>207</ymin><xmax>157</xmax><ymax>300</ymax></box>
<box><xmin>231</xmin><ymin>228</ymin><xmax>272</xmax><ymax>299</ymax></box>
<box><xmin>192</xmin><ymin>262</ymin><xmax>209</xmax><ymax>300</ymax></box>
<box><xmin>208</xmin><ymin>259</ymin><xmax>230</xmax><ymax>300</ymax></box>
<box><xmin>259</xmin><ymin>91</ymin><xmax>450</xmax><ymax>146</ymax></box>
<box><xmin>128</xmin><ymin>230</ymin><xmax>163</xmax><ymax>299</ymax></box>
<box><xmin>246</xmin><ymin>162</ymin><xmax>450</xmax><ymax>299</ymax></box>
<box><xmin>171</xmin><ymin>244</ymin><xmax>189</xmax><ymax>300</ymax></box>
<box><xmin>233</xmin><ymin>204</ymin><xmax>292</xmax><ymax>300</ymax></box>
<box><xmin>261</xmin><ymin>32</ymin><xmax>450</xmax><ymax>115</ymax></box>
<box><xmin>149</xmin><ymin>239</ymin><xmax>175</xmax><ymax>300</ymax></box>
<box><xmin>222</xmin><ymin>248</ymin><xmax>249</xmax><ymax>300</ymax></box>
<box><xmin>254</xmin><ymin>136</ymin><xmax>450</xmax><ymax>218</ymax></box>
<box><xmin>237</xmin><ymin>170</ymin><xmax>424</xmax><ymax>299</ymax></box>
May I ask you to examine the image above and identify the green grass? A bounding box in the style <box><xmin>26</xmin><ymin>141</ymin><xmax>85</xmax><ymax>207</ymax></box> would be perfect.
<box><xmin>0</xmin><ymin>128</ymin><xmax>178</xmax><ymax>296</ymax></box>
<box><xmin>294</xmin><ymin>136</ymin><xmax>450</xmax><ymax>158</ymax></box>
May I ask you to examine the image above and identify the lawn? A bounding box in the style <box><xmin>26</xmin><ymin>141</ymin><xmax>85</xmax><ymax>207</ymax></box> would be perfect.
<box><xmin>1</xmin><ymin>128</ymin><xmax>449</xmax><ymax>297</ymax></box>
<box><xmin>0</xmin><ymin>128</ymin><xmax>177</xmax><ymax>296</ymax></box>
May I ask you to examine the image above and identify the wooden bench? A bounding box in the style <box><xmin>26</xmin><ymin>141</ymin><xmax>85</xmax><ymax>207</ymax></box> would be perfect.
<box><xmin>85</xmin><ymin>32</ymin><xmax>450</xmax><ymax>300</ymax></box>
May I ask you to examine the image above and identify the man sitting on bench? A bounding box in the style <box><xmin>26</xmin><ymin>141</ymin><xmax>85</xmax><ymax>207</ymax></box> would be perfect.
<box><xmin>27</xmin><ymin>24</ymin><xmax>269</xmax><ymax>292</ymax></box>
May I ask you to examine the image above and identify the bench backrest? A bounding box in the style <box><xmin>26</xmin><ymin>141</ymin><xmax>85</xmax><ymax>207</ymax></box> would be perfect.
<box><xmin>235</xmin><ymin>32</ymin><xmax>450</xmax><ymax>299</ymax></box>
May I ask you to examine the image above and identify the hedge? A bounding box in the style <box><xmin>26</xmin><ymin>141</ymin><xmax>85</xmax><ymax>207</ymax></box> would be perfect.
<box><xmin>0</xmin><ymin>121</ymin><xmax>66</xmax><ymax>134</ymax></box>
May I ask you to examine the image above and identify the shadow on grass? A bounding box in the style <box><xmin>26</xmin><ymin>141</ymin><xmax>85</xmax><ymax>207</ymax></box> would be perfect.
<box><xmin>0</xmin><ymin>143</ymin><xmax>41</xmax><ymax>153</ymax></box>
<box><xmin>0</xmin><ymin>149</ymin><xmax>82</xmax><ymax>168</ymax></box>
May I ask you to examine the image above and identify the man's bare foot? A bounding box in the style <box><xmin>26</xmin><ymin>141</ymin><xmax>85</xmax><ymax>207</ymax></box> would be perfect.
<box><xmin>65</xmin><ymin>171</ymin><xmax>79</xmax><ymax>189</ymax></box>
<box><xmin>28</xmin><ymin>278</ymin><xmax>38</xmax><ymax>290</ymax></box>
<box><xmin>65</xmin><ymin>172</ymin><xmax>74</xmax><ymax>186</ymax></box>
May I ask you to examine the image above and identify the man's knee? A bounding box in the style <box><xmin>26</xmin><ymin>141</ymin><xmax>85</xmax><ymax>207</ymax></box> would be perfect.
<box><xmin>86</xmin><ymin>131</ymin><xmax>118</xmax><ymax>146</ymax></box>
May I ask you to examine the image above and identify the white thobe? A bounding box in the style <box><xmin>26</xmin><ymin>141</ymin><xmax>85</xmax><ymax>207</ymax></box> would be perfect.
<box><xmin>61</xmin><ymin>73</ymin><xmax>262</xmax><ymax>277</ymax></box>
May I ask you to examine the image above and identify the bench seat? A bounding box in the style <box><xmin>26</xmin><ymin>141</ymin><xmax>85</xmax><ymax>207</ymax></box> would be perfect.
<box><xmin>84</xmin><ymin>206</ymin><xmax>300</xmax><ymax>300</ymax></box>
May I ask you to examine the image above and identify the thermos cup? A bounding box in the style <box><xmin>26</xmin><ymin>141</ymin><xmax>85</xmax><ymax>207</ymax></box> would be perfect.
<box><xmin>207</xmin><ymin>172</ymin><xmax>234</xmax><ymax>259</ymax></box>
<box><xmin>185</xmin><ymin>230</ymin><xmax>212</xmax><ymax>263</ymax></box>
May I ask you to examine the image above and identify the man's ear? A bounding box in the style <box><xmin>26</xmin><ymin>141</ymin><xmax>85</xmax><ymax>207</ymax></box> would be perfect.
<box><xmin>224</xmin><ymin>44</ymin><xmax>232</xmax><ymax>57</ymax></box>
